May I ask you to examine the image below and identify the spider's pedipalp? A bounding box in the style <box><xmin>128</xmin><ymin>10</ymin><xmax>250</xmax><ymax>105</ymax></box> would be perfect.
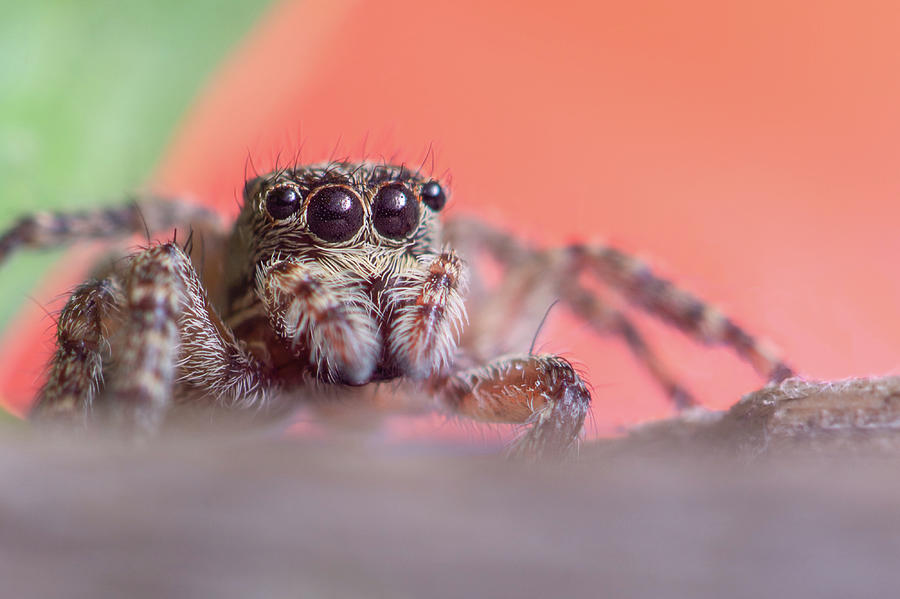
<box><xmin>257</xmin><ymin>257</ymin><xmax>380</xmax><ymax>385</ymax></box>
<box><xmin>384</xmin><ymin>251</ymin><xmax>468</xmax><ymax>379</ymax></box>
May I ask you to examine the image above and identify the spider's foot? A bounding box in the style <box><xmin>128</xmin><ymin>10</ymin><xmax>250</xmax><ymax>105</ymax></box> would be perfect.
<box><xmin>507</xmin><ymin>371</ymin><xmax>591</xmax><ymax>460</ymax></box>
<box><xmin>768</xmin><ymin>362</ymin><xmax>795</xmax><ymax>384</ymax></box>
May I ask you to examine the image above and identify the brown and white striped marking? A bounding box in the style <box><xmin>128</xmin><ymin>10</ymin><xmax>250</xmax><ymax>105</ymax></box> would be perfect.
<box><xmin>31</xmin><ymin>279</ymin><xmax>123</xmax><ymax>423</ymax></box>
<box><xmin>570</xmin><ymin>243</ymin><xmax>793</xmax><ymax>382</ymax></box>
<box><xmin>0</xmin><ymin>198</ymin><xmax>221</xmax><ymax>267</ymax></box>
<box><xmin>98</xmin><ymin>243</ymin><xmax>266</xmax><ymax>430</ymax></box>
<box><xmin>385</xmin><ymin>251</ymin><xmax>468</xmax><ymax>379</ymax></box>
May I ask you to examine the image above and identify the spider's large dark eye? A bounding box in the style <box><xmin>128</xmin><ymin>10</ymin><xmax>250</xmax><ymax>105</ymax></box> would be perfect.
<box><xmin>265</xmin><ymin>185</ymin><xmax>302</xmax><ymax>220</ymax></box>
<box><xmin>306</xmin><ymin>186</ymin><xmax>363</xmax><ymax>242</ymax></box>
<box><xmin>373</xmin><ymin>184</ymin><xmax>419</xmax><ymax>239</ymax></box>
<box><xmin>420</xmin><ymin>181</ymin><xmax>446</xmax><ymax>211</ymax></box>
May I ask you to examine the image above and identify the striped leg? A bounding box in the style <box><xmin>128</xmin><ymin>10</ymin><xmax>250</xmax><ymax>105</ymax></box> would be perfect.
<box><xmin>562</xmin><ymin>281</ymin><xmax>696</xmax><ymax>408</ymax></box>
<box><xmin>383</xmin><ymin>251</ymin><xmax>468</xmax><ymax>379</ymax></box>
<box><xmin>446</xmin><ymin>219</ymin><xmax>697</xmax><ymax>407</ymax></box>
<box><xmin>439</xmin><ymin>354</ymin><xmax>591</xmax><ymax>459</ymax></box>
<box><xmin>257</xmin><ymin>258</ymin><xmax>380</xmax><ymax>385</ymax></box>
<box><xmin>31</xmin><ymin>279</ymin><xmax>123</xmax><ymax>424</ymax></box>
<box><xmin>459</xmin><ymin>250</ymin><xmax>561</xmax><ymax>360</ymax></box>
<box><xmin>446</xmin><ymin>218</ymin><xmax>793</xmax><ymax>401</ymax></box>
<box><xmin>0</xmin><ymin>197</ymin><xmax>222</xmax><ymax>265</ymax></box>
<box><xmin>569</xmin><ymin>243</ymin><xmax>794</xmax><ymax>382</ymax></box>
<box><xmin>109</xmin><ymin>243</ymin><xmax>266</xmax><ymax>432</ymax></box>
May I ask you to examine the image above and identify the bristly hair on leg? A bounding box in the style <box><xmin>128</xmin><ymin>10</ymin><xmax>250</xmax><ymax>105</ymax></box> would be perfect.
<box><xmin>132</xmin><ymin>200</ymin><xmax>152</xmax><ymax>244</ymax></box>
<box><xmin>181</xmin><ymin>228</ymin><xmax>195</xmax><ymax>257</ymax></box>
<box><xmin>529</xmin><ymin>299</ymin><xmax>560</xmax><ymax>356</ymax></box>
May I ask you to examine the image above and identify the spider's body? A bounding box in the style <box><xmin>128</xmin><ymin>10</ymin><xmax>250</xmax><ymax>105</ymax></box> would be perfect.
<box><xmin>0</xmin><ymin>160</ymin><xmax>791</xmax><ymax>457</ymax></box>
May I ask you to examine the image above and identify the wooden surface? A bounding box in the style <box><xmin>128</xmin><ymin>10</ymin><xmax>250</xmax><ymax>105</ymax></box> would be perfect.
<box><xmin>4</xmin><ymin>377</ymin><xmax>900</xmax><ymax>599</ymax></box>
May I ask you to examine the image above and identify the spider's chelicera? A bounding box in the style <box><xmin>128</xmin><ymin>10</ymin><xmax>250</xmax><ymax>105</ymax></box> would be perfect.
<box><xmin>0</xmin><ymin>160</ymin><xmax>792</xmax><ymax>457</ymax></box>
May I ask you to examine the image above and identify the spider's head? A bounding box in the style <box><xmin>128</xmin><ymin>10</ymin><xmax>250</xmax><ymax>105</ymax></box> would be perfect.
<box><xmin>239</xmin><ymin>161</ymin><xmax>448</xmax><ymax>269</ymax></box>
<box><xmin>229</xmin><ymin>161</ymin><xmax>459</xmax><ymax>384</ymax></box>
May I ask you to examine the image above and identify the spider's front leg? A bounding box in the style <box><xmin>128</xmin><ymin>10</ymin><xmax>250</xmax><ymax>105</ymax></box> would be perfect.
<box><xmin>383</xmin><ymin>250</ymin><xmax>588</xmax><ymax>457</ymax></box>
<box><xmin>448</xmin><ymin>218</ymin><xmax>699</xmax><ymax>408</ymax></box>
<box><xmin>106</xmin><ymin>243</ymin><xmax>266</xmax><ymax>431</ymax></box>
<box><xmin>437</xmin><ymin>354</ymin><xmax>591</xmax><ymax>459</ymax></box>
<box><xmin>257</xmin><ymin>258</ymin><xmax>381</xmax><ymax>384</ymax></box>
<box><xmin>31</xmin><ymin>279</ymin><xmax>123</xmax><ymax>423</ymax></box>
<box><xmin>447</xmin><ymin>218</ymin><xmax>793</xmax><ymax>410</ymax></box>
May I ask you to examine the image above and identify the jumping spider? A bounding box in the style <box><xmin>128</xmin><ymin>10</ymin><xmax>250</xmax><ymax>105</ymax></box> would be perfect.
<box><xmin>0</xmin><ymin>161</ymin><xmax>792</xmax><ymax>457</ymax></box>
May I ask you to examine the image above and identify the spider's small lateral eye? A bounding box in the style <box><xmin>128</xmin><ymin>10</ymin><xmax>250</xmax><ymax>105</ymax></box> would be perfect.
<box><xmin>306</xmin><ymin>186</ymin><xmax>364</xmax><ymax>242</ymax></box>
<box><xmin>373</xmin><ymin>184</ymin><xmax>420</xmax><ymax>239</ymax></box>
<box><xmin>265</xmin><ymin>185</ymin><xmax>302</xmax><ymax>220</ymax></box>
<box><xmin>420</xmin><ymin>181</ymin><xmax>446</xmax><ymax>211</ymax></box>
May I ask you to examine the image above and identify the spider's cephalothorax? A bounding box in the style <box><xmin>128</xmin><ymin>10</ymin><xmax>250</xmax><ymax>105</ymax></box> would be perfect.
<box><xmin>223</xmin><ymin>162</ymin><xmax>464</xmax><ymax>386</ymax></box>
<box><xmin>0</xmin><ymin>159</ymin><xmax>793</xmax><ymax>457</ymax></box>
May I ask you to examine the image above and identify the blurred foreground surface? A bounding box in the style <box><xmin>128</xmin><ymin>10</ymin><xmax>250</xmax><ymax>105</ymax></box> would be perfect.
<box><xmin>4</xmin><ymin>377</ymin><xmax>900</xmax><ymax>599</ymax></box>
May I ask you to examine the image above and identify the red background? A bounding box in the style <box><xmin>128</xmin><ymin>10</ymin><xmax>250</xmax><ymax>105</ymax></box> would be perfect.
<box><xmin>3</xmin><ymin>0</ymin><xmax>899</xmax><ymax>438</ymax></box>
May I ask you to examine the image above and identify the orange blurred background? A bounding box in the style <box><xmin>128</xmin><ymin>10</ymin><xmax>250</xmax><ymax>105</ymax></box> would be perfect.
<box><xmin>2</xmin><ymin>0</ymin><xmax>899</xmax><ymax>438</ymax></box>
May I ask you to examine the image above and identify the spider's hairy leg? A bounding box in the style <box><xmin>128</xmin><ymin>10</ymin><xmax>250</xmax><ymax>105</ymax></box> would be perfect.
<box><xmin>446</xmin><ymin>218</ymin><xmax>697</xmax><ymax>409</ymax></box>
<box><xmin>384</xmin><ymin>251</ymin><xmax>468</xmax><ymax>379</ymax></box>
<box><xmin>257</xmin><ymin>258</ymin><xmax>380</xmax><ymax>385</ymax></box>
<box><xmin>31</xmin><ymin>279</ymin><xmax>123</xmax><ymax>424</ymax></box>
<box><xmin>0</xmin><ymin>197</ymin><xmax>222</xmax><ymax>265</ymax></box>
<box><xmin>561</xmin><ymin>281</ymin><xmax>696</xmax><ymax>409</ymax></box>
<box><xmin>447</xmin><ymin>218</ymin><xmax>792</xmax><ymax>394</ymax></box>
<box><xmin>109</xmin><ymin>243</ymin><xmax>266</xmax><ymax>432</ymax></box>
<box><xmin>438</xmin><ymin>354</ymin><xmax>591</xmax><ymax>459</ymax></box>
<box><xmin>568</xmin><ymin>243</ymin><xmax>794</xmax><ymax>382</ymax></box>
<box><xmin>456</xmin><ymin>242</ymin><xmax>558</xmax><ymax>359</ymax></box>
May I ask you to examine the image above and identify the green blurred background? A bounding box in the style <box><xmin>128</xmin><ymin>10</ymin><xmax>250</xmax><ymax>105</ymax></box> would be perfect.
<box><xmin>0</xmin><ymin>0</ymin><xmax>272</xmax><ymax>333</ymax></box>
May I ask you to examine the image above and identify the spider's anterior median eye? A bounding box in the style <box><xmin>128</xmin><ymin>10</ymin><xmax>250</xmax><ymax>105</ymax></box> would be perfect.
<box><xmin>420</xmin><ymin>181</ymin><xmax>446</xmax><ymax>211</ymax></box>
<box><xmin>265</xmin><ymin>185</ymin><xmax>302</xmax><ymax>220</ymax></box>
<box><xmin>373</xmin><ymin>184</ymin><xmax>419</xmax><ymax>239</ymax></box>
<box><xmin>306</xmin><ymin>186</ymin><xmax>364</xmax><ymax>242</ymax></box>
